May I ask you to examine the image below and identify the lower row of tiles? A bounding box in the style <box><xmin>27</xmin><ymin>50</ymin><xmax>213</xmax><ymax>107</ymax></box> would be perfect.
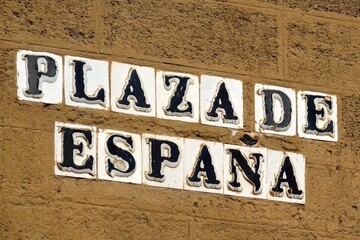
<box><xmin>54</xmin><ymin>122</ymin><xmax>306</xmax><ymax>204</ymax></box>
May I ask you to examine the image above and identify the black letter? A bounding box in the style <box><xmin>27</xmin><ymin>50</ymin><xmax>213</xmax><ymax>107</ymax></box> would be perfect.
<box><xmin>164</xmin><ymin>75</ymin><xmax>193</xmax><ymax>116</ymax></box>
<box><xmin>106</xmin><ymin>134</ymin><xmax>136</xmax><ymax>177</ymax></box>
<box><xmin>271</xmin><ymin>156</ymin><xmax>303</xmax><ymax>199</ymax></box>
<box><xmin>58</xmin><ymin>127</ymin><xmax>94</xmax><ymax>175</ymax></box>
<box><xmin>206</xmin><ymin>82</ymin><xmax>239</xmax><ymax>124</ymax></box>
<box><xmin>116</xmin><ymin>69</ymin><xmax>151</xmax><ymax>112</ymax></box>
<box><xmin>304</xmin><ymin>94</ymin><xmax>334</xmax><ymax>137</ymax></box>
<box><xmin>146</xmin><ymin>139</ymin><xmax>180</xmax><ymax>182</ymax></box>
<box><xmin>71</xmin><ymin>60</ymin><xmax>105</xmax><ymax>106</ymax></box>
<box><xmin>260</xmin><ymin>89</ymin><xmax>292</xmax><ymax>131</ymax></box>
<box><xmin>187</xmin><ymin>145</ymin><xmax>221</xmax><ymax>189</ymax></box>
<box><xmin>227</xmin><ymin>149</ymin><xmax>263</xmax><ymax>194</ymax></box>
<box><xmin>23</xmin><ymin>55</ymin><xmax>58</xmax><ymax>97</ymax></box>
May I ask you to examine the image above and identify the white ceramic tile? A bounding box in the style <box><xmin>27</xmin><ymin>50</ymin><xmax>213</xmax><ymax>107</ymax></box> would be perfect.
<box><xmin>17</xmin><ymin>50</ymin><xmax>63</xmax><ymax>104</ymax></box>
<box><xmin>266</xmin><ymin>150</ymin><xmax>305</xmax><ymax>204</ymax></box>
<box><xmin>184</xmin><ymin>138</ymin><xmax>224</xmax><ymax>194</ymax></box>
<box><xmin>254</xmin><ymin>84</ymin><xmax>296</xmax><ymax>136</ymax></box>
<box><xmin>298</xmin><ymin>91</ymin><xmax>338</xmax><ymax>142</ymax></box>
<box><xmin>223</xmin><ymin>145</ymin><xmax>267</xmax><ymax>199</ymax></box>
<box><xmin>54</xmin><ymin>122</ymin><xmax>97</xmax><ymax>179</ymax></box>
<box><xmin>156</xmin><ymin>70</ymin><xmax>199</xmax><ymax>123</ymax></box>
<box><xmin>98</xmin><ymin>129</ymin><xmax>142</xmax><ymax>184</ymax></box>
<box><xmin>142</xmin><ymin>133</ymin><xmax>184</xmax><ymax>189</ymax></box>
<box><xmin>200</xmin><ymin>75</ymin><xmax>243</xmax><ymax>129</ymax></box>
<box><xmin>111</xmin><ymin>62</ymin><xmax>156</xmax><ymax>117</ymax></box>
<box><xmin>64</xmin><ymin>56</ymin><xmax>109</xmax><ymax>110</ymax></box>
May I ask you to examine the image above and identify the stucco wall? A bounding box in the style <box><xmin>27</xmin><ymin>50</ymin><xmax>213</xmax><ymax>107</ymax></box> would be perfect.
<box><xmin>0</xmin><ymin>0</ymin><xmax>359</xmax><ymax>239</ymax></box>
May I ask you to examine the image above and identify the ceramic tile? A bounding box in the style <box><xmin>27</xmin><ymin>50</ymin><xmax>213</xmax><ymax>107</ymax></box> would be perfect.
<box><xmin>255</xmin><ymin>84</ymin><xmax>296</xmax><ymax>136</ymax></box>
<box><xmin>184</xmin><ymin>138</ymin><xmax>224</xmax><ymax>194</ymax></box>
<box><xmin>156</xmin><ymin>70</ymin><xmax>199</xmax><ymax>123</ymax></box>
<box><xmin>54</xmin><ymin>122</ymin><xmax>97</xmax><ymax>179</ymax></box>
<box><xmin>98</xmin><ymin>128</ymin><xmax>142</xmax><ymax>184</ymax></box>
<box><xmin>298</xmin><ymin>91</ymin><xmax>338</xmax><ymax>142</ymax></box>
<box><xmin>17</xmin><ymin>50</ymin><xmax>63</xmax><ymax>104</ymax></box>
<box><xmin>64</xmin><ymin>56</ymin><xmax>109</xmax><ymax>110</ymax></box>
<box><xmin>142</xmin><ymin>133</ymin><xmax>184</xmax><ymax>189</ymax></box>
<box><xmin>111</xmin><ymin>62</ymin><xmax>156</xmax><ymax>117</ymax></box>
<box><xmin>266</xmin><ymin>150</ymin><xmax>305</xmax><ymax>204</ymax></box>
<box><xmin>200</xmin><ymin>75</ymin><xmax>243</xmax><ymax>129</ymax></box>
<box><xmin>223</xmin><ymin>145</ymin><xmax>267</xmax><ymax>199</ymax></box>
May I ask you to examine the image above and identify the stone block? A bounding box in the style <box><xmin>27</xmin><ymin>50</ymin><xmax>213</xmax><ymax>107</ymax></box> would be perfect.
<box><xmin>0</xmin><ymin>0</ymin><xmax>98</xmax><ymax>50</ymax></box>
<box><xmin>101</xmin><ymin>0</ymin><xmax>279</xmax><ymax>76</ymax></box>
<box><xmin>286</xmin><ymin>17</ymin><xmax>360</xmax><ymax>92</ymax></box>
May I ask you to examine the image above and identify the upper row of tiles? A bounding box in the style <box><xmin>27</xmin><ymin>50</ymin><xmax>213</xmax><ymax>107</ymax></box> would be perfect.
<box><xmin>17</xmin><ymin>50</ymin><xmax>338</xmax><ymax>142</ymax></box>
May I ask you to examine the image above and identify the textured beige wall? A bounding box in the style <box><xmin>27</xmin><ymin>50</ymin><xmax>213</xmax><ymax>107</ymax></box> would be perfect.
<box><xmin>0</xmin><ymin>0</ymin><xmax>359</xmax><ymax>239</ymax></box>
